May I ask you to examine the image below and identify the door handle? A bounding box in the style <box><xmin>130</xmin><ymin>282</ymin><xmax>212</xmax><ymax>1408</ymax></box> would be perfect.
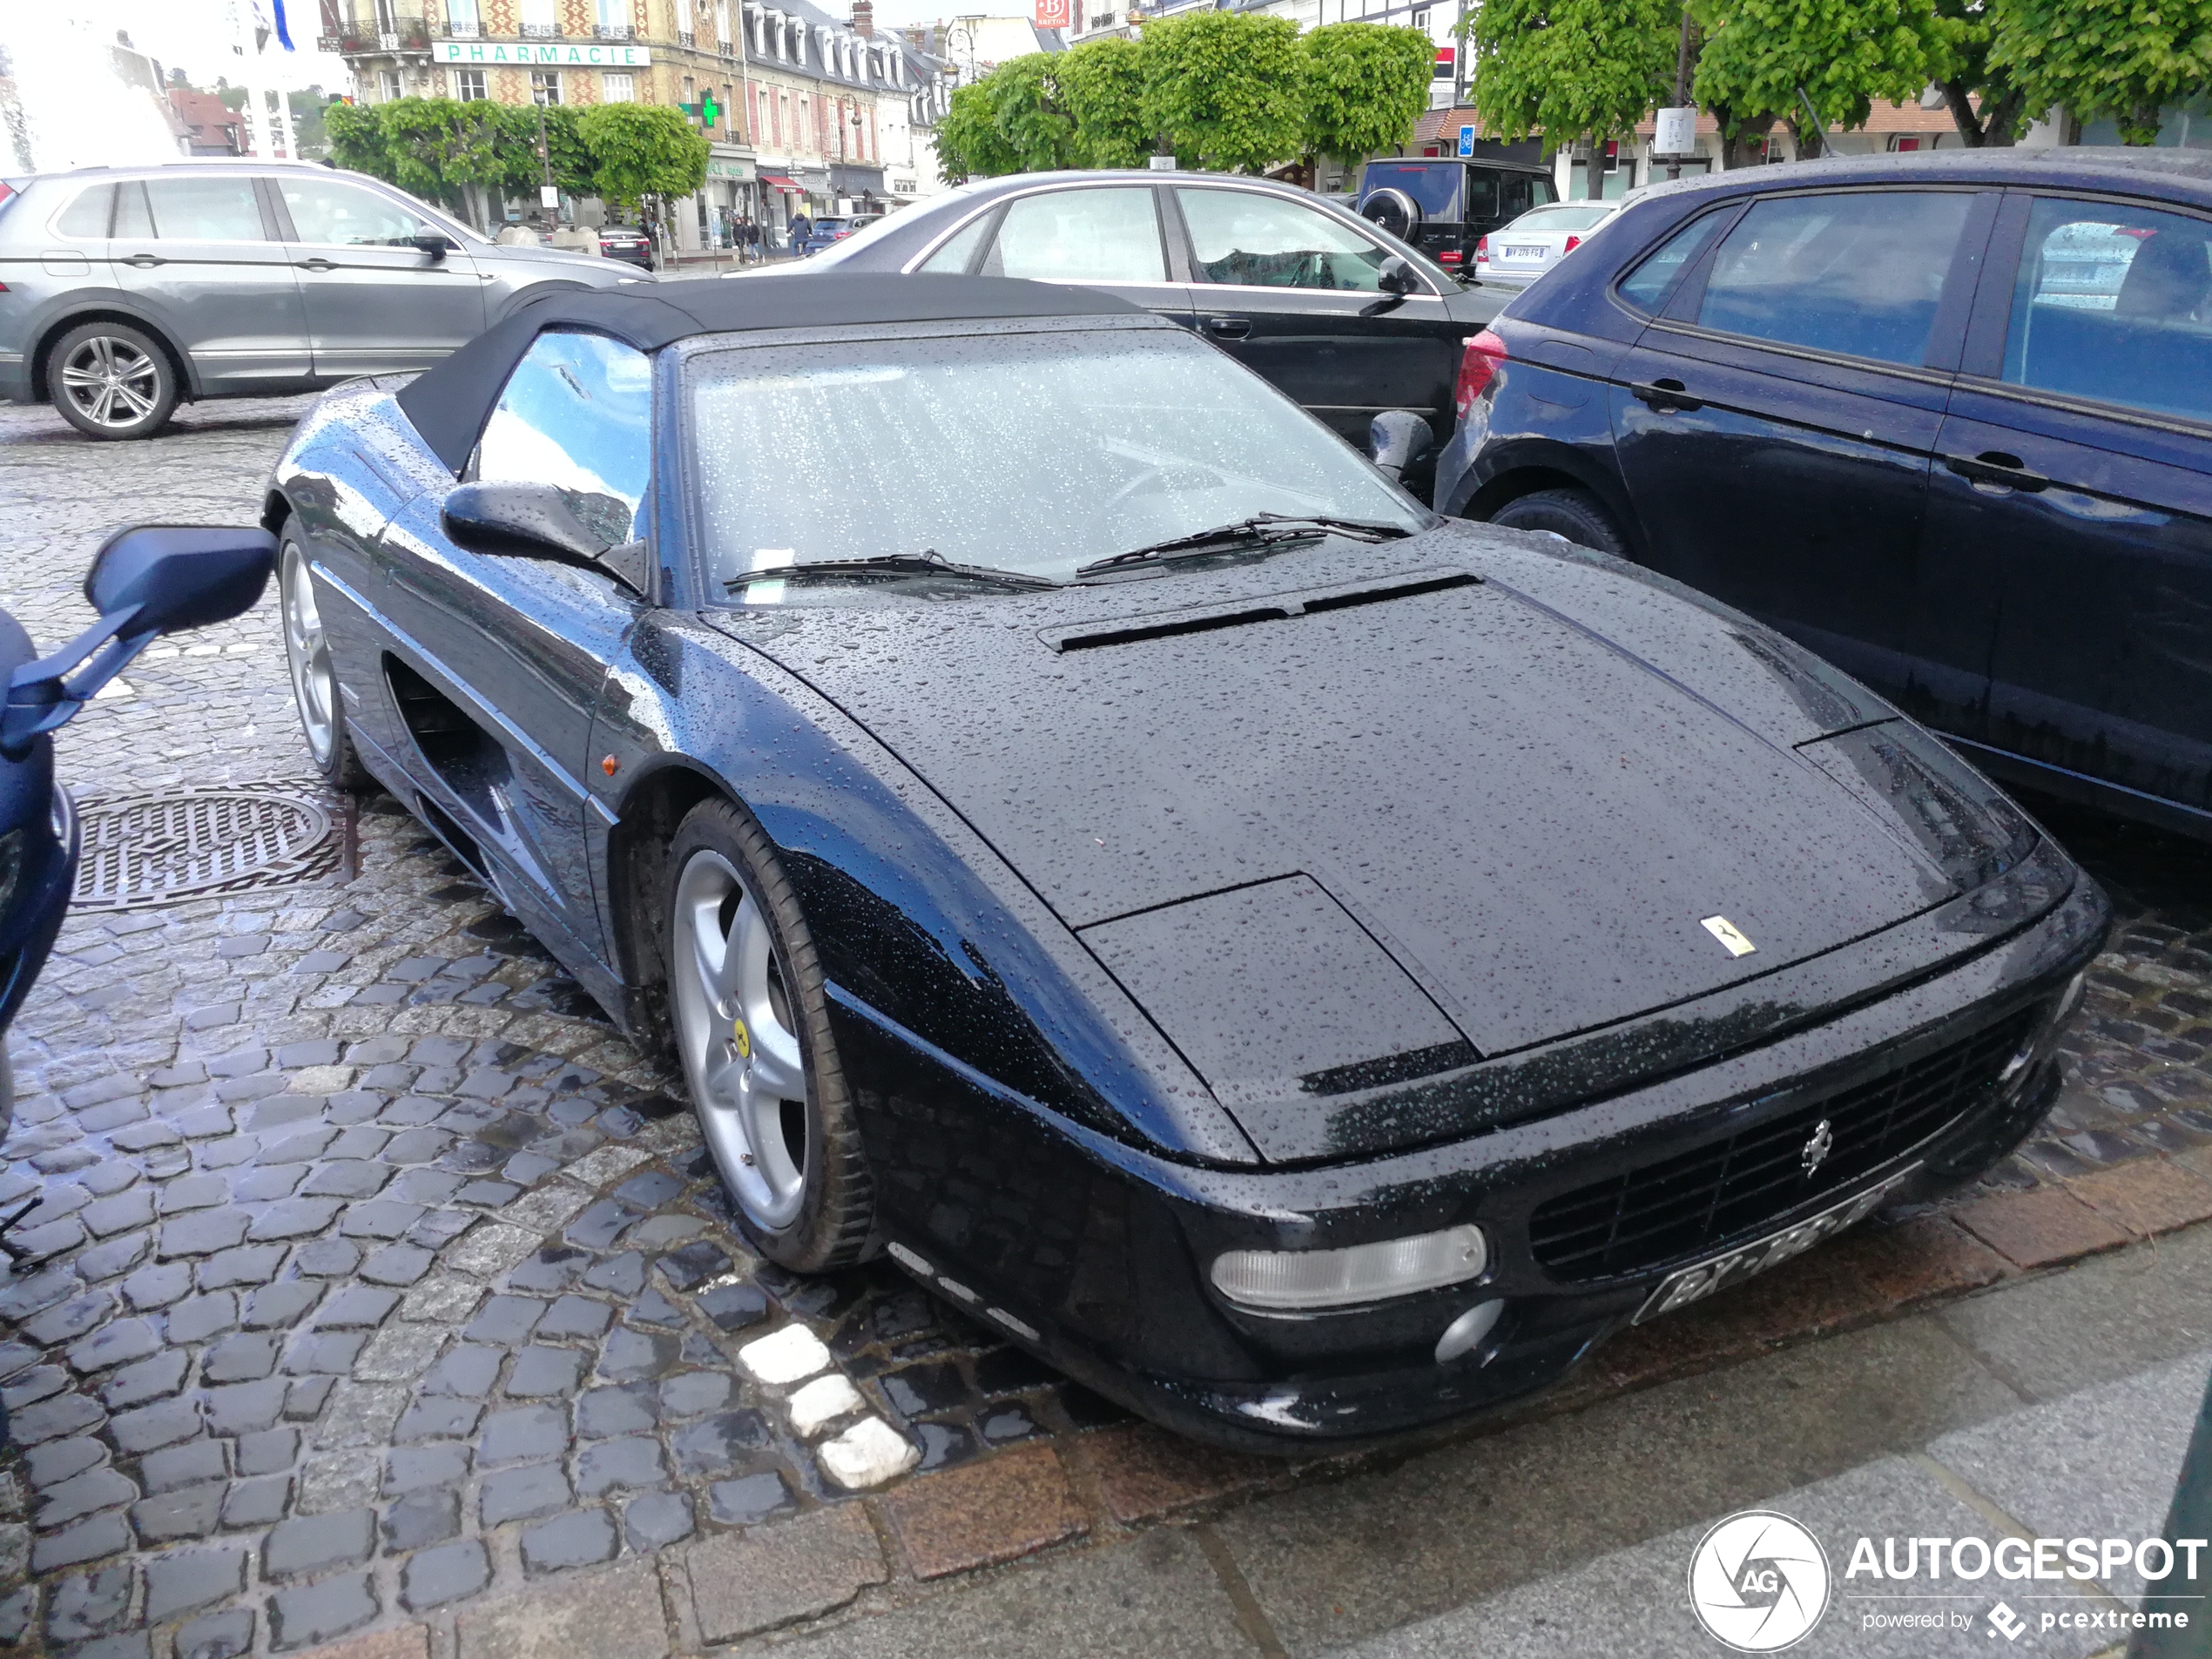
<box><xmin>1944</xmin><ymin>451</ymin><xmax>2049</xmax><ymax>492</ymax></box>
<box><xmin>296</xmin><ymin>257</ymin><xmax>338</xmax><ymax>273</ymax></box>
<box><xmin>1629</xmin><ymin>378</ymin><xmax>1703</xmax><ymax>413</ymax></box>
<box><xmin>1202</xmin><ymin>316</ymin><xmax>1251</xmax><ymax>340</ymax></box>
<box><xmin>122</xmin><ymin>253</ymin><xmax>164</xmax><ymax>268</ymax></box>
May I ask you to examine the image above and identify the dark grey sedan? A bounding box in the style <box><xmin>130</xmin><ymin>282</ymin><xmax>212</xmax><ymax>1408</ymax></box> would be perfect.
<box><xmin>0</xmin><ymin>159</ymin><xmax>645</xmax><ymax>440</ymax></box>
<box><xmin>788</xmin><ymin>171</ymin><xmax>1507</xmax><ymax>495</ymax></box>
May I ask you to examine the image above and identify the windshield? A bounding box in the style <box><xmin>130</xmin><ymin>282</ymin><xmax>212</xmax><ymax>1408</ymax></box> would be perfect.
<box><xmin>1505</xmin><ymin>204</ymin><xmax>1615</xmax><ymax>234</ymax></box>
<box><xmin>687</xmin><ymin>326</ymin><xmax>1427</xmax><ymax>593</ymax></box>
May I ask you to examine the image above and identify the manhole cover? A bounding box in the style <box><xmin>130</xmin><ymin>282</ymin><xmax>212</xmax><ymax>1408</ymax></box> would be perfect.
<box><xmin>73</xmin><ymin>786</ymin><xmax>339</xmax><ymax>909</ymax></box>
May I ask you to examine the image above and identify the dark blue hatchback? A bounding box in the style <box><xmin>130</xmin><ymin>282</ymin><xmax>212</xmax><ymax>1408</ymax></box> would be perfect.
<box><xmin>1437</xmin><ymin>147</ymin><xmax>2212</xmax><ymax>842</ymax></box>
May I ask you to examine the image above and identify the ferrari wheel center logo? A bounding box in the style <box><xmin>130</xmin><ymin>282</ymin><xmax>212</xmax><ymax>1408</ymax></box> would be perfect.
<box><xmin>1801</xmin><ymin>1119</ymin><xmax>1834</xmax><ymax>1177</ymax></box>
<box><xmin>1687</xmin><ymin>1509</ymin><xmax>1831</xmax><ymax>1651</ymax></box>
<box><xmin>732</xmin><ymin>1015</ymin><xmax>752</xmax><ymax>1059</ymax></box>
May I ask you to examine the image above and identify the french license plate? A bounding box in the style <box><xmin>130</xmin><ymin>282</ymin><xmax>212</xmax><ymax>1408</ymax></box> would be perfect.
<box><xmin>1630</xmin><ymin>1165</ymin><xmax>1919</xmax><ymax>1325</ymax></box>
<box><xmin>1506</xmin><ymin>246</ymin><xmax>1547</xmax><ymax>260</ymax></box>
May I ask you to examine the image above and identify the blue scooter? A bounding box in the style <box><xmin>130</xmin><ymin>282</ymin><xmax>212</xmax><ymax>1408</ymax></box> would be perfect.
<box><xmin>0</xmin><ymin>525</ymin><xmax>276</xmax><ymax>1174</ymax></box>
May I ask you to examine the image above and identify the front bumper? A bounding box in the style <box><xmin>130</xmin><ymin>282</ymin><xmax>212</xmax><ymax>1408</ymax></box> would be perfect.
<box><xmin>841</xmin><ymin>843</ymin><xmax>2108</xmax><ymax>1452</ymax></box>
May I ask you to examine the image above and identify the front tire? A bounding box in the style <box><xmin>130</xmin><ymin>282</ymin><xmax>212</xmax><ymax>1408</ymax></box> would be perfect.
<box><xmin>665</xmin><ymin>798</ymin><xmax>875</xmax><ymax>1271</ymax></box>
<box><xmin>47</xmin><ymin>321</ymin><xmax>177</xmax><ymax>441</ymax></box>
<box><xmin>1488</xmin><ymin>487</ymin><xmax>1629</xmax><ymax>557</ymax></box>
<box><xmin>279</xmin><ymin>531</ymin><xmax>372</xmax><ymax>790</ymax></box>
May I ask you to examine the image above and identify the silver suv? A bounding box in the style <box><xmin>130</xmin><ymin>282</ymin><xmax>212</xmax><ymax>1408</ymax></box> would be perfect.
<box><xmin>0</xmin><ymin>160</ymin><xmax>646</xmax><ymax>440</ymax></box>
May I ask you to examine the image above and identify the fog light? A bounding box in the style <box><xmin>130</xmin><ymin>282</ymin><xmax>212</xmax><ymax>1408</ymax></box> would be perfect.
<box><xmin>1436</xmin><ymin>1298</ymin><xmax>1505</xmax><ymax>1364</ymax></box>
<box><xmin>1211</xmin><ymin>1224</ymin><xmax>1487</xmax><ymax>1312</ymax></box>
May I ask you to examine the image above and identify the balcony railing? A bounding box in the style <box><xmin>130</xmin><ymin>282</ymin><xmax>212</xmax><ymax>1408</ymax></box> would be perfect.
<box><xmin>334</xmin><ymin>16</ymin><xmax>433</xmax><ymax>51</ymax></box>
<box><xmin>677</xmin><ymin>29</ymin><xmax>697</xmax><ymax>45</ymax></box>
<box><xmin>520</xmin><ymin>21</ymin><xmax>562</xmax><ymax>37</ymax></box>
<box><xmin>442</xmin><ymin>19</ymin><xmax>482</xmax><ymax>37</ymax></box>
<box><xmin>596</xmin><ymin>22</ymin><xmax>637</xmax><ymax>38</ymax></box>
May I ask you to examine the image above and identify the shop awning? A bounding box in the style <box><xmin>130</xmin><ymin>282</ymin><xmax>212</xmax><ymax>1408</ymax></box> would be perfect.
<box><xmin>760</xmin><ymin>174</ymin><xmax>800</xmax><ymax>191</ymax></box>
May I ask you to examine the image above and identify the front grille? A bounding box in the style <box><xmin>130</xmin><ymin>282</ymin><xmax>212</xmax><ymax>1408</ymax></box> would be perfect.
<box><xmin>1529</xmin><ymin>1008</ymin><xmax>2040</xmax><ymax>1282</ymax></box>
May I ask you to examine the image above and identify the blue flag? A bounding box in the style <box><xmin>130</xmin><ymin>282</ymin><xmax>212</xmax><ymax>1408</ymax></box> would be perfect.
<box><xmin>272</xmin><ymin>0</ymin><xmax>296</xmax><ymax>50</ymax></box>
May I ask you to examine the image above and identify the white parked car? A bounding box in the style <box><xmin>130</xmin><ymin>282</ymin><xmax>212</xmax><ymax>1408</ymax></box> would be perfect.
<box><xmin>1476</xmin><ymin>200</ymin><xmax>1628</xmax><ymax>290</ymax></box>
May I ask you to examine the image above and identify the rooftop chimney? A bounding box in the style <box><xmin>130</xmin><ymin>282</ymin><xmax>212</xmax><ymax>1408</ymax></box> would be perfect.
<box><xmin>852</xmin><ymin>0</ymin><xmax>874</xmax><ymax>33</ymax></box>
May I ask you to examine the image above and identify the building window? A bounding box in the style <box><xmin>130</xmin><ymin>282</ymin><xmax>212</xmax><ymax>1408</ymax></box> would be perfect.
<box><xmin>521</xmin><ymin>0</ymin><xmax>560</xmax><ymax>37</ymax></box>
<box><xmin>454</xmin><ymin>69</ymin><xmax>487</xmax><ymax>100</ymax></box>
<box><xmin>603</xmin><ymin>72</ymin><xmax>634</xmax><ymax>102</ymax></box>
<box><xmin>447</xmin><ymin>0</ymin><xmax>482</xmax><ymax>34</ymax></box>
<box><xmin>532</xmin><ymin>71</ymin><xmax>563</xmax><ymax>105</ymax></box>
<box><xmin>379</xmin><ymin>70</ymin><xmax>403</xmax><ymax>101</ymax></box>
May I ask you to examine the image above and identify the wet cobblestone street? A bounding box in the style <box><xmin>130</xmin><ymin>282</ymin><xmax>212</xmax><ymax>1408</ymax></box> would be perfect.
<box><xmin>0</xmin><ymin>394</ymin><xmax>2205</xmax><ymax>1658</ymax></box>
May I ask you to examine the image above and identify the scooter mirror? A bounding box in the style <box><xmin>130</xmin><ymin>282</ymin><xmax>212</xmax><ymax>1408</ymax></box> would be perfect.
<box><xmin>84</xmin><ymin>525</ymin><xmax>277</xmax><ymax>639</ymax></box>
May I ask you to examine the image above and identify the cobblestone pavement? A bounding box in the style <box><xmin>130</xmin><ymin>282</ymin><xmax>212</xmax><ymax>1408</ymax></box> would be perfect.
<box><xmin>0</xmin><ymin>394</ymin><xmax>2204</xmax><ymax>1658</ymax></box>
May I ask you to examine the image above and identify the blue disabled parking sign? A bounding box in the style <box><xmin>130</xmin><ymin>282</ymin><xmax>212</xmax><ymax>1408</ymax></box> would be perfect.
<box><xmin>1458</xmin><ymin>125</ymin><xmax>1474</xmax><ymax>157</ymax></box>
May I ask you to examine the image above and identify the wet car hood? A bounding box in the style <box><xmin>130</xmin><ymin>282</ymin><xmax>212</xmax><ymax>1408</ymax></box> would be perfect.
<box><xmin>709</xmin><ymin>523</ymin><xmax>2020</xmax><ymax>1158</ymax></box>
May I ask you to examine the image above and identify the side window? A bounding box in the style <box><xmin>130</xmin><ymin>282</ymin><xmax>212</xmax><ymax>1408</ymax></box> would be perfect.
<box><xmin>1694</xmin><ymin>190</ymin><xmax>1973</xmax><ymax>366</ymax></box>
<box><xmin>113</xmin><ymin>182</ymin><xmax>153</xmax><ymax>239</ymax></box>
<box><xmin>143</xmin><ymin>176</ymin><xmax>268</xmax><ymax>242</ymax></box>
<box><xmin>56</xmin><ymin>185</ymin><xmax>113</xmax><ymax>239</ymax></box>
<box><xmin>979</xmin><ymin>188</ymin><xmax>1164</xmax><ymax>283</ymax></box>
<box><xmin>918</xmin><ymin>212</ymin><xmax>992</xmax><ymax>273</ymax></box>
<box><xmin>2002</xmin><ymin>197</ymin><xmax>2212</xmax><ymax>425</ymax></box>
<box><xmin>1463</xmin><ymin>171</ymin><xmax>1498</xmax><ymax>222</ymax></box>
<box><xmin>1178</xmin><ymin>189</ymin><xmax>1397</xmax><ymax>293</ymax></box>
<box><xmin>1615</xmin><ymin>211</ymin><xmax>1728</xmax><ymax>314</ymax></box>
<box><xmin>279</xmin><ymin>178</ymin><xmax>429</xmax><ymax>247</ymax></box>
<box><xmin>475</xmin><ymin>332</ymin><xmax>652</xmax><ymax>549</ymax></box>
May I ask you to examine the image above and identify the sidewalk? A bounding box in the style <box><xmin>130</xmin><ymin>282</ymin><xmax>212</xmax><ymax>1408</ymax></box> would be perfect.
<box><xmin>349</xmin><ymin>1219</ymin><xmax>2212</xmax><ymax>1659</ymax></box>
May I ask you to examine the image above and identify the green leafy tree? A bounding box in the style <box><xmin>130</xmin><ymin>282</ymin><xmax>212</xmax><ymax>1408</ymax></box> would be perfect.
<box><xmin>1466</xmin><ymin>0</ymin><xmax>1680</xmax><ymax>148</ymax></box>
<box><xmin>934</xmin><ymin>78</ymin><xmax>1018</xmax><ymax>180</ymax></box>
<box><xmin>987</xmin><ymin>52</ymin><xmax>1078</xmax><ymax>171</ymax></box>
<box><xmin>378</xmin><ymin>98</ymin><xmax>508</xmax><ymax>212</ymax></box>
<box><xmin>1925</xmin><ymin>0</ymin><xmax>2027</xmax><ymax>143</ymax></box>
<box><xmin>1301</xmin><ymin>23</ymin><xmax>1434</xmax><ymax>167</ymax></box>
<box><xmin>287</xmin><ymin>86</ymin><xmax>329</xmax><ymax>158</ymax></box>
<box><xmin>1141</xmin><ymin>11</ymin><xmax>1305</xmax><ymax>172</ymax></box>
<box><xmin>1060</xmin><ymin>36</ymin><xmax>1153</xmax><ymax>166</ymax></box>
<box><xmin>324</xmin><ymin>100</ymin><xmax>395</xmax><ymax>179</ymax></box>
<box><xmin>492</xmin><ymin>102</ymin><xmax>596</xmax><ymax>198</ymax></box>
<box><xmin>1692</xmin><ymin>0</ymin><xmax>1947</xmax><ymax>157</ymax></box>
<box><xmin>1989</xmin><ymin>0</ymin><xmax>2212</xmax><ymax>143</ymax></box>
<box><xmin>577</xmin><ymin>102</ymin><xmax>710</xmax><ymax>217</ymax></box>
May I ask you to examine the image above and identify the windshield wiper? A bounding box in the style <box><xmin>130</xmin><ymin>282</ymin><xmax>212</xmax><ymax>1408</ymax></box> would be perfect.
<box><xmin>1075</xmin><ymin>514</ymin><xmax>1412</xmax><ymax>577</ymax></box>
<box><xmin>725</xmin><ymin>551</ymin><xmax>1055</xmax><ymax>592</ymax></box>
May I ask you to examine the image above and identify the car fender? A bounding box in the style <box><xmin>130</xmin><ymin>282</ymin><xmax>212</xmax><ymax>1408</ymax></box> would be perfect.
<box><xmin>30</xmin><ymin>294</ymin><xmax>203</xmax><ymax>400</ymax></box>
<box><xmin>593</xmin><ymin>610</ymin><xmax>1259</xmax><ymax>1169</ymax></box>
<box><xmin>1448</xmin><ymin>428</ymin><xmax>1642</xmax><ymax>550</ymax></box>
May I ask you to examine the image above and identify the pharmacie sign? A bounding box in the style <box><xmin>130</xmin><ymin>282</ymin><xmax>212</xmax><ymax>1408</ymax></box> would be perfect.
<box><xmin>435</xmin><ymin>41</ymin><xmax>653</xmax><ymax>66</ymax></box>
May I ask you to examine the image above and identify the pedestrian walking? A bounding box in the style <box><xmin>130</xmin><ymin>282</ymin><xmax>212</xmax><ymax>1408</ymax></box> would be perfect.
<box><xmin>791</xmin><ymin>210</ymin><xmax>813</xmax><ymax>253</ymax></box>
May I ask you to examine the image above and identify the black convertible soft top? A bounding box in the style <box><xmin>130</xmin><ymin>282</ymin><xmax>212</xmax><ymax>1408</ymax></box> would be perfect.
<box><xmin>394</xmin><ymin>273</ymin><xmax>1143</xmax><ymax>475</ymax></box>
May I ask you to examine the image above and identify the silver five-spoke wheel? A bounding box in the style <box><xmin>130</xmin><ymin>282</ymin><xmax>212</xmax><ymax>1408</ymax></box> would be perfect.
<box><xmin>671</xmin><ymin>849</ymin><xmax>811</xmax><ymax>1228</ymax></box>
<box><xmin>58</xmin><ymin>334</ymin><xmax>160</xmax><ymax>431</ymax></box>
<box><xmin>280</xmin><ymin>542</ymin><xmax>337</xmax><ymax>768</ymax></box>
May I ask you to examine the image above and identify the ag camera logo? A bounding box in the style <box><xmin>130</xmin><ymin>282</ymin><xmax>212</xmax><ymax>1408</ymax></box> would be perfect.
<box><xmin>1688</xmin><ymin>1510</ymin><xmax>1832</xmax><ymax>1651</ymax></box>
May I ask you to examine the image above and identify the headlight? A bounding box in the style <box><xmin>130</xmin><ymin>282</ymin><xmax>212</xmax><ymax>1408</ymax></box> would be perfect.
<box><xmin>1211</xmin><ymin>1224</ymin><xmax>1487</xmax><ymax>1312</ymax></box>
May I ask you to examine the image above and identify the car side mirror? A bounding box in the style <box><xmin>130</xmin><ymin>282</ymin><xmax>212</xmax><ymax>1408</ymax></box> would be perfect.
<box><xmin>85</xmin><ymin>525</ymin><xmax>277</xmax><ymax>637</ymax></box>
<box><xmin>412</xmin><ymin>233</ymin><xmax>454</xmax><ymax>260</ymax></box>
<box><xmin>442</xmin><ymin>482</ymin><xmax>650</xmax><ymax>596</ymax></box>
<box><xmin>1368</xmin><ymin>411</ymin><xmax>1434</xmax><ymax>483</ymax></box>
<box><xmin>3</xmin><ymin>525</ymin><xmax>276</xmax><ymax>758</ymax></box>
<box><xmin>1377</xmin><ymin>254</ymin><xmax>1416</xmax><ymax>296</ymax></box>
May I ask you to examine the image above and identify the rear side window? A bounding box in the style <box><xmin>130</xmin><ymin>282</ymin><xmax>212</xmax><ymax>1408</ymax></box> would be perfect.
<box><xmin>1463</xmin><ymin>171</ymin><xmax>1498</xmax><ymax>221</ymax></box>
<box><xmin>144</xmin><ymin>176</ymin><xmax>267</xmax><ymax>242</ymax></box>
<box><xmin>980</xmin><ymin>188</ymin><xmax>1164</xmax><ymax>283</ymax></box>
<box><xmin>1616</xmin><ymin>212</ymin><xmax>1727</xmax><ymax>313</ymax></box>
<box><xmin>476</xmin><ymin>331</ymin><xmax>651</xmax><ymax>548</ymax></box>
<box><xmin>2001</xmin><ymin>197</ymin><xmax>2212</xmax><ymax>425</ymax></box>
<box><xmin>1694</xmin><ymin>190</ymin><xmax>1973</xmax><ymax>366</ymax></box>
<box><xmin>919</xmin><ymin>212</ymin><xmax>991</xmax><ymax>273</ymax></box>
<box><xmin>56</xmin><ymin>185</ymin><xmax>113</xmax><ymax>238</ymax></box>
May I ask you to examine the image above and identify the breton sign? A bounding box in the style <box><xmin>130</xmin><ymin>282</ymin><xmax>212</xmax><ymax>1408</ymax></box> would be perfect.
<box><xmin>435</xmin><ymin>40</ymin><xmax>653</xmax><ymax>66</ymax></box>
<box><xmin>1034</xmin><ymin>0</ymin><xmax>1071</xmax><ymax>25</ymax></box>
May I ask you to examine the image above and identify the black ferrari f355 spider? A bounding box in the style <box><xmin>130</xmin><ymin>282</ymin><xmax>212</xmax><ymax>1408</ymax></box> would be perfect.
<box><xmin>261</xmin><ymin>274</ymin><xmax>2107</xmax><ymax>1449</ymax></box>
